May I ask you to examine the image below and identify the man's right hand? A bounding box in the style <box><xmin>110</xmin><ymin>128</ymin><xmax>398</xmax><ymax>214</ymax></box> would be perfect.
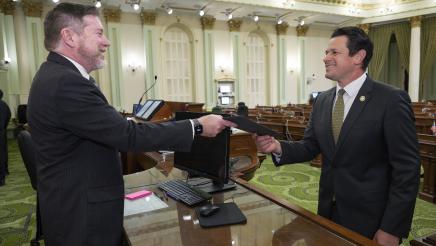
<box><xmin>254</xmin><ymin>135</ymin><xmax>282</xmax><ymax>155</ymax></box>
<box><xmin>197</xmin><ymin>114</ymin><xmax>236</xmax><ymax>137</ymax></box>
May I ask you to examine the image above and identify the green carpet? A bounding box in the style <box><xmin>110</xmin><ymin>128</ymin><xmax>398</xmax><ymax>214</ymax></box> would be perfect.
<box><xmin>249</xmin><ymin>157</ymin><xmax>436</xmax><ymax>246</ymax></box>
<box><xmin>1</xmin><ymin>139</ymin><xmax>436</xmax><ymax>245</ymax></box>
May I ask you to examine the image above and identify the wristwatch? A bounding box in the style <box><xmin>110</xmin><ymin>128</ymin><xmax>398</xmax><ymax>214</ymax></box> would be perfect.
<box><xmin>193</xmin><ymin>119</ymin><xmax>203</xmax><ymax>135</ymax></box>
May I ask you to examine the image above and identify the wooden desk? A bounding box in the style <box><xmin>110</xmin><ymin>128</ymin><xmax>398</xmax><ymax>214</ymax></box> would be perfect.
<box><xmin>418</xmin><ymin>134</ymin><xmax>436</xmax><ymax>203</ymax></box>
<box><xmin>123</xmin><ymin>168</ymin><xmax>377</xmax><ymax>246</ymax></box>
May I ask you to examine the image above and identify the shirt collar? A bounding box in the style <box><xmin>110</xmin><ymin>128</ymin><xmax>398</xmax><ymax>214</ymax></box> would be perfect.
<box><xmin>336</xmin><ymin>73</ymin><xmax>367</xmax><ymax>97</ymax></box>
<box><xmin>58</xmin><ymin>53</ymin><xmax>90</xmax><ymax>80</ymax></box>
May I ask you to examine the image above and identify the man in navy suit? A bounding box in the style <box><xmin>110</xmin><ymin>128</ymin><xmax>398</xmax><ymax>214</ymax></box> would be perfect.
<box><xmin>28</xmin><ymin>3</ymin><xmax>234</xmax><ymax>245</ymax></box>
<box><xmin>255</xmin><ymin>27</ymin><xmax>420</xmax><ymax>246</ymax></box>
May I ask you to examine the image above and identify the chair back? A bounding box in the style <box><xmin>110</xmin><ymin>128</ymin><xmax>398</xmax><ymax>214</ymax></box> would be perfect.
<box><xmin>17</xmin><ymin>130</ymin><xmax>37</xmax><ymax>190</ymax></box>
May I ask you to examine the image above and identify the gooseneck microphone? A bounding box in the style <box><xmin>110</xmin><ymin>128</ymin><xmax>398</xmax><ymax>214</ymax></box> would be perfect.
<box><xmin>137</xmin><ymin>75</ymin><xmax>158</xmax><ymax>107</ymax></box>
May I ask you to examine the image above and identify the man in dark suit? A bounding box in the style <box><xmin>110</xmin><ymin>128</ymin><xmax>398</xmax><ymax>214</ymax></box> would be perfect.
<box><xmin>255</xmin><ymin>27</ymin><xmax>420</xmax><ymax>246</ymax></box>
<box><xmin>28</xmin><ymin>3</ymin><xmax>234</xmax><ymax>246</ymax></box>
<box><xmin>0</xmin><ymin>89</ymin><xmax>11</xmax><ymax>186</ymax></box>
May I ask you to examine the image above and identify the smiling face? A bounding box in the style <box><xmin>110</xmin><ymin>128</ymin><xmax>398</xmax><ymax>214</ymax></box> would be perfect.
<box><xmin>75</xmin><ymin>15</ymin><xmax>110</xmax><ymax>72</ymax></box>
<box><xmin>323</xmin><ymin>35</ymin><xmax>365</xmax><ymax>87</ymax></box>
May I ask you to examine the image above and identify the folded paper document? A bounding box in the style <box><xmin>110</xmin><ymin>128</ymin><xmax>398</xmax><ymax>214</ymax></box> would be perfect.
<box><xmin>225</xmin><ymin>116</ymin><xmax>282</xmax><ymax>139</ymax></box>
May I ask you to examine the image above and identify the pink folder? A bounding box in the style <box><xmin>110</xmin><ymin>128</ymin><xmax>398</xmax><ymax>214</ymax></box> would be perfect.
<box><xmin>125</xmin><ymin>190</ymin><xmax>152</xmax><ymax>200</ymax></box>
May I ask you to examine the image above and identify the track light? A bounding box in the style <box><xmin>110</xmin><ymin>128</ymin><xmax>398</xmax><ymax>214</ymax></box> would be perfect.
<box><xmin>199</xmin><ymin>9</ymin><xmax>205</xmax><ymax>16</ymax></box>
<box><xmin>166</xmin><ymin>7</ymin><xmax>173</xmax><ymax>15</ymax></box>
<box><xmin>95</xmin><ymin>0</ymin><xmax>101</xmax><ymax>8</ymax></box>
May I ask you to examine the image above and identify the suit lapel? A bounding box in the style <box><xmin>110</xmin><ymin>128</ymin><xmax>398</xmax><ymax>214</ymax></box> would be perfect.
<box><xmin>334</xmin><ymin>78</ymin><xmax>374</xmax><ymax>154</ymax></box>
<box><xmin>323</xmin><ymin>88</ymin><xmax>336</xmax><ymax>148</ymax></box>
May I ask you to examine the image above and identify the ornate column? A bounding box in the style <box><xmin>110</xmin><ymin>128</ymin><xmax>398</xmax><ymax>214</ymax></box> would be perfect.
<box><xmin>21</xmin><ymin>0</ymin><xmax>44</xmax><ymax>103</ymax></box>
<box><xmin>228</xmin><ymin>19</ymin><xmax>243</xmax><ymax>103</ymax></box>
<box><xmin>0</xmin><ymin>0</ymin><xmax>20</xmax><ymax>115</ymax></box>
<box><xmin>140</xmin><ymin>11</ymin><xmax>157</xmax><ymax>99</ymax></box>
<box><xmin>357</xmin><ymin>23</ymin><xmax>370</xmax><ymax>34</ymax></box>
<box><xmin>200</xmin><ymin>16</ymin><xmax>216</xmax><ymax>109</ymax></box>
<box><xmin>409</xmin><ymin>16</ymin><xmax>421</xmax><ymax>101</ymax></box>
<box><xmin>296</xmin><ymin>25</ymin><xmax>308</xmax><ymax>103</ymax></box>
<box><xmin>103</xmin><ymin>8</ymin><xmax>123</xmax><ymax>110</ymax></box>
<box><xmin>276</xmin><ymin>22</ymin><xmax>288</xmax><ymax>105</ymax></box>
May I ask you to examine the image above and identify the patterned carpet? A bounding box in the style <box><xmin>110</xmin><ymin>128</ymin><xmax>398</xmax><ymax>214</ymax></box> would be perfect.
<box><xmin>249</xmin><ymin>158</ymin><xmax>436</xmax><ymax>246</ymax></box>
<box><xmin>0</xmin><ymin>139</ymin><xmax>435</xmax><ymax>245</ymax></box>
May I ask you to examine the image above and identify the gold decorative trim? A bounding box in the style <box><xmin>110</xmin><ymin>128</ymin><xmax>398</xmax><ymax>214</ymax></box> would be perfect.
<box><xmin>200</xmin><ymin>15</ymin><xmax>215</xmax><ymax>30</ymax></box>
<box><xmin>103</xmin><ymin>8</ymin><xmax>121</xmax><ymax>23</ymax></box>
<box><xmin>21</xmin><ymin>0</ymin><xmax>42</xmax><ymax>18</ymax></box>
<box><xmin>276</xmin><ymin>22</ymin><xmax>289</xmax><ymax>35</ymax></box>
<box><xmin>228</xmin><ymin>18</ymin><xmax>242</xmax><ymax>32</ymax></box>
<box><xmin>296</xmin><ymin>25</ymin><xmax>308</xmax><ymax>37</ymax></box>
<box><xmin>0</xmin><ymin>0</ymin><xmax>15</xmax><ymax>15</ymax></box>
<box><xmin>410</xmin><ymin>16</ymin><xmax>422</xmax><ymax>28</ymax></box>
<box><xmin>140</xmin><ymin>11</ymin><xmax>156</xmax><ymax>25</ymax></box>
<box><xmin>357</xmin><ymin>23</ymin><xmax>370</xmax><ymax>34</ymax></box>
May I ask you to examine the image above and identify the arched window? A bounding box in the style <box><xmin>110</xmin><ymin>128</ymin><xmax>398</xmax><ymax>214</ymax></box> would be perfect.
<box><xmin>245</xmin><ymin>32</ymin><xmax>267</xmax><ymax>107</ymax></box>
<box><xmin>163</xmin><ymin>27</ymin><xmax>193</xmax><ymax>101</ymax></box>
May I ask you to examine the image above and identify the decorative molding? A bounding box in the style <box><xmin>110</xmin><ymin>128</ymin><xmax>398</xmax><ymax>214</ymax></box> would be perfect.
<box><xmin>357</xmin><ymin>23</ymin><xmax>370</xmax><ymax>34</ymax></box>
<box><xmin>103</xmin><ymin>8</ymin><xmax>121</xmax><ymax>23</ymax></box>
<box><xmin>0</xmin><ymin>0</ymin><xmax>15</xmax><ymax>15</ymax></box>
<box><xmin>140</xmin><ymin>11</ymin><xmax>156</xmax><ymax>25</ymax></box>
<box><xmin>228</xmin><ymin>18</ymin><xmax>242</xmax><ymax>32</ymax></box>
<box><xmin>200</xmin><ymin>15</ymin><xmax>215</xmax><ymax>30</ymax></box>
<box><xmin>276</xmin><ymin>22</ymin><xmax>289</xmax><ymax>35</ymax></box>
<box><xmin>296</xmin><ymin>25</ymin><xmax>309</xmax><ymax>37</ymax></box>
<box><xmin>21</xmin><ymin>0</ymin><xmax>42</xmax><ymax>18</ymax></box>
<box><xmin>410</xmin><ymin>16</ymin><xmax>422</xmax><ymax>28</ymax></box>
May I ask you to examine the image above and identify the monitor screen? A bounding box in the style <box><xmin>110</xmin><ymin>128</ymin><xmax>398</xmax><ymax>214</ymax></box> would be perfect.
<box><xmin>221</xmin><ymin>96</ymin><xmax>230</xmax><ymax>105</ymax></box>
<box><xmin>135</xmin><ymin>100</ymin><xmax>164</xmax><ymax>120</ymax></box>
<box><xmin>174</xmin><ymin>112</ymin><xmax>233</xmax><ymax>191</ymax></box>
<box><xmin>220</xmin><ymin>85</ymin><xmax>231</xmax><ymax>93</ymax></box>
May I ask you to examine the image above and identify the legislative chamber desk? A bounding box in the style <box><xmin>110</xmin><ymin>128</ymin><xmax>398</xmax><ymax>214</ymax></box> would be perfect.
<box><xmin>123</xmin><ymin>167</ymin><xmax>377</xmax><ymax>246</ymax></box>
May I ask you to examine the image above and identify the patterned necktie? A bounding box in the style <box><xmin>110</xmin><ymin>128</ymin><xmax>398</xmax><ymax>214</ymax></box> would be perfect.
<box><xmin>332</xmin><ymin>89</ymin><xmax>345</xmax><ymax>144</ymax></box>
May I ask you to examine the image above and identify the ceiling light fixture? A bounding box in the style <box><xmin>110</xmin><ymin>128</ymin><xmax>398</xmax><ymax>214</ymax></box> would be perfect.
<box><xmin>166</xmin><ymin>6</ymin><xmax>173</xmax><ymax>15</ymax></box>
<box><xmin>253</xmin><ymin>15</ymin><xmax>259</xmax><ymax>22</ymax></box>
<box><xmin>126</xmin><ymin>0</ymin><xmax>141</xmax><ymax>11</ymax></box>
<box><xmin>199</xmin><ymin>9</ymin><xmax>205</xmax><ymax>16</ymax></box>
<box><xmin>227</xmin><ymin>13</ymin><xmax>233</xmax><ymax>20</ymax></box>
<box><xmin>277</xmin><ymin>18</ymin><xmax>283</xmax><ymax>24</ymax></box>
<box><xmin>52</xmin><ymin>0</ymin><xmax>59</xmax><ymax>3</ymax></box>
<box><xmin>95</xmin><ymin>0</ymin><xmax>102</xmax><ymax>8</ymax></box>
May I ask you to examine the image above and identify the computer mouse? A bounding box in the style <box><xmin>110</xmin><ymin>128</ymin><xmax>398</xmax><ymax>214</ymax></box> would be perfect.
<box><xmin>199</xmin><ymin>204</ymin><xmax>220</xmax><ymax>217</ymax></box>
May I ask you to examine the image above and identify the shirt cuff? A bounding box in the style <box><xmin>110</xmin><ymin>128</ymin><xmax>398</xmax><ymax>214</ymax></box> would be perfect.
<box><xmin>189</xmin><ymin>119</ymin><xmax>195</xmax><ymax>139</ymax></box>
<box><xmin>272</xmin><ymin>152</ymin><xmax>281</xmax><ymax>162</ymax></box>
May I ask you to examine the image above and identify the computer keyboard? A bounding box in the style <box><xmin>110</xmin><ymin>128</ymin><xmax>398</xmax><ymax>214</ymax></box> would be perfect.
<box><xmin>158</xmin><ymin>179</ymin><xmax>212</xmax><ymax>206</ymax></box>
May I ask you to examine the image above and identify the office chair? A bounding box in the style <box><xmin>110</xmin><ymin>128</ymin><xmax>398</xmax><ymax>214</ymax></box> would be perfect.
<box><xmin>17</xmin><ymin>130</ymin><xmax>43</xmax><ymax>246</ymax></box>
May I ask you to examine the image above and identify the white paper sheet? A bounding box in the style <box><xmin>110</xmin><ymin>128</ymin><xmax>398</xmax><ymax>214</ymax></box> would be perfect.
<box><xmin>123</xmin><ymin>193</ymin><xmax>168</xmax><ymax>216</ymax></box>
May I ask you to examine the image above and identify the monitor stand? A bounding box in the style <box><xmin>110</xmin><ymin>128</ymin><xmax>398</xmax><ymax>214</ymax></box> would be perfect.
<box><xmin>187</xmin><ymin>177</ymin><xmax>236</xmax><ymax>194</ymax></box>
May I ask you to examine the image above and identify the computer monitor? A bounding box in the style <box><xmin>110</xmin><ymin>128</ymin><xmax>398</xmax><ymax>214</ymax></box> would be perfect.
<box><xmin>174</xmin><ymin>112</ymin><xmax>236</xmax><ymax>193</ymax></box>
<box><xmin>219</xmin><ymin>85</ymin><xmax>231</xmax><ymax>93</ymax></box>
<box><xmin>135</xmin><ymin>100</ymin><xmax>164</xmax><ymax>120</ymax></box>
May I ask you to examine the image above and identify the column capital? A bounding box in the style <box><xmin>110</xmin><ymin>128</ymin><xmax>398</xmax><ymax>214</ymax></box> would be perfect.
<box><xmin>103</xmin><ymin>8</ymin><xmax>121</xmax><ymax>23</ymax></box>
<box><xmin>140</xmin><ymin>11</ymin><xmax>156</xmax><ymax>25</ymax></box>
<box><xmin>0</xmin><ymin>0</ymin><xmax>15</xmax><ymax>15</ymax></box>
<box><xmin>228</xmin><ymin>18</ymin><xmax>242</xmax><ymax>32</ymax></box>
<box><xmin>276</xmin><ymin>22</ymin><xmax>289</xmax><ymax>35</ymax></box>
<box><xmin>296</xmin><ymin>25</ymin><xmax>308</xmax><ymax>37</ymax></box>
<box><xmin>21</xmin><ymin>0</ymin><xmax>42</xmax><ymax>18</ymax></box>
<box><xmin>357</xmin><ymin>23</ymin><xmax>370</xmax><ymax>34</ymax></box>
<box><xmin>200</xmin><ymin>16</ymin><xmax>215</xmax><ymax>30</ymax></box>
<box><xmin>410</xmin><ymin>16</ymin><xmax>422</xmax><ymax>28</ymax></box>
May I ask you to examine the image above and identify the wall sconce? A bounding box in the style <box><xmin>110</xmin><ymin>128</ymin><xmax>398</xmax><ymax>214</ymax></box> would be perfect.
<box><xmin>128</xmin><ymin>63</ymin><xmax>141</xmax><ymax>72</ymax></box>
<box><xmin>0</xmin><ymin>57</ymin><xmax>11</xmax><ymax>71</ymax></box>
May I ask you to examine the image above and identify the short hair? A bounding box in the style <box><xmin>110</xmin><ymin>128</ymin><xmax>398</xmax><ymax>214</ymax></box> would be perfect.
<box><xmin>331</xmin><ymin>26</ymin><xmax>373</xmax><ymax>70</ymax></box>
<box><xmin>44</xmin><ymin>3</ymin><xmax>99</xmax><ymax>51</ymax></box>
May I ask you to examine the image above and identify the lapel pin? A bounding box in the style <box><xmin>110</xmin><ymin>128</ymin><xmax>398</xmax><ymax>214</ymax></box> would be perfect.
<box><xmin>359</xmin><ymin>96</ymin><xmax>365</xmax><ymax>102</ymax></box>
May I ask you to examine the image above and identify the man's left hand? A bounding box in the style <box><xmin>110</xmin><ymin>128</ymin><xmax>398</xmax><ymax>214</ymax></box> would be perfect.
<box><xmin>373</xmin><ymin>229</ymin><xmax>399</xmax><ymax>246</ymax></box>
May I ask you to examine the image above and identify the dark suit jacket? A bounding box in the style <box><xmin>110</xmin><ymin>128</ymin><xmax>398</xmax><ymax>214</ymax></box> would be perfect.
<box><xmin>274</xmin><ymin>77</ymin><xmax>420</xmax><ymax>239</ymax></box>
<box><xmin>28</xmin><ymin>52</ymin><xmax>193</xmax><ymax>246</ymax></box>
<box><xmin>0</xmin><ymin>98</ymin><xmax>11</xmax><ymax>178</ymax></box>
